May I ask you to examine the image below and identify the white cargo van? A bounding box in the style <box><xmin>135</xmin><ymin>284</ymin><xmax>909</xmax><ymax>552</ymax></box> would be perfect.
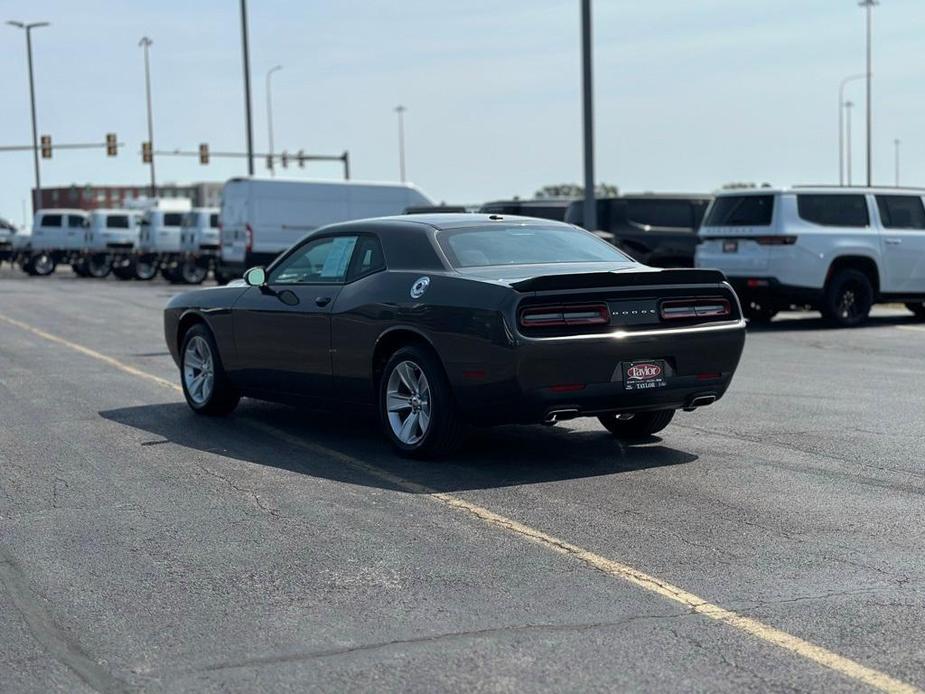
<box><xmin>176</xmin><ymin>207</ymin><xmax>220</xmax><ymax>284</ymax></box>
<box><xmin>82</xmin><ymin>209</ymin><xmax>141</xmax><ymax>279</ymax></box>
<box><xmin>216</xmin><ymin>178</ymin><xmax>433</xmax><ymax>280</ymax></box>
<box><xmin>23</xmin><ymin>209</ymin><xmax>89</xmax><ymax>275</ymax></box>
<box><xmin>695</xmin><ymin>186</ymin><xmax>925</xmax><ymax>326</ymax></box>
<box><xmin>135</xmin><ymin>200</ymin><xmax>192</xmax><ymax>281</ymax></box>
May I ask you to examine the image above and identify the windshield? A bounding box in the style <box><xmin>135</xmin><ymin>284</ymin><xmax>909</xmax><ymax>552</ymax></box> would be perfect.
<box><xmin>437</xmin><ymin>224</ymin><xmax>629</xmax><ymax>268</ymax></box>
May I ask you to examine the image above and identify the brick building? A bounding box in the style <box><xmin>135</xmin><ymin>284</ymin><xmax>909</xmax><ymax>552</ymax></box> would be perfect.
<box><xmin>34</xmin><ymin>182</ymin><xmax>223</xmax><ymax>211</ymax></box>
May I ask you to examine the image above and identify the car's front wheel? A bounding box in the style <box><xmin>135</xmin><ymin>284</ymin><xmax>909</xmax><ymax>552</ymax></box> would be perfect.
<box><xmin>180</xmin><ymin>324</ymin><xmax>240</xmax><ymax>415</ymax></box>
<box><xmin>180</xmin><ymin>259</ymin><xmax>208</xmax><ymax>285</ymax></box>
<box><xmin>379</xmin><ymin>346</ymin><xmax>465</xmax><ymax>457</ymax></box>
<box><xmin>86</xmin><ymin>254</ymin><xmax>112</xmax><ymax>278</ymax></box>
<box><xmin>598</xmin><ymin>409</ymin><xmax>675</xmax><ymax>439</ymax></box>
<box><xmin>134</xmin><ymin>256</ymin><xmax>158</xmax><ymax>280</ymax></box>
<box><xmin>31</xmin><ymin>252</ymin><xmax>56</xmax><ymax>276</ymax></box>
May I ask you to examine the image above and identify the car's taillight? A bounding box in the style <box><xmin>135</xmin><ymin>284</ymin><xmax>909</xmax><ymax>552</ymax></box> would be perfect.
<box><xmin>660</xmin><ymin>298</ymin><xmax>731</xmax><ymax>321</ymax></box>
<box><xmin>244</xmin><ymin>223</ymin><xmax>253</xmax><ymax>252</ymax></box>
<box><xmin>754</xmin><ymin>235</ymin><xmax>797</xmax><ymax>246</ymax></box>
<box><xmin>520</xmin><ymin>304</ymin><xmax>609</xmax><ymax>328</ymax></box>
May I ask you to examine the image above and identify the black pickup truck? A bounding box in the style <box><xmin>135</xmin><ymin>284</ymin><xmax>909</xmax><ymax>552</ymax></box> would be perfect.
<box><xmin>565</xmin><ymin>194</ymin><xmax>712</xmax><ymax>267</ymax></box>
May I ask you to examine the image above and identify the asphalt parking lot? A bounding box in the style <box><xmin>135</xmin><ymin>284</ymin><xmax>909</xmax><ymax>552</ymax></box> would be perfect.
<box><xmin>1</xmin><ymin>266</ymin><xmax>924</xmax><ymax>693</ymax></box>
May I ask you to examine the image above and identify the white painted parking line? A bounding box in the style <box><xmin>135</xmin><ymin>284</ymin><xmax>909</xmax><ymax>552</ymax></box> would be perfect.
<box><xmin>1</xmin><ymin>311</ymin><xmax>920</xmax><ymax>694</ymax></box>
<box><xmin>897</xmin><ymin>325</ymin><xmax>925</xmax><ymax>333</ymax></box>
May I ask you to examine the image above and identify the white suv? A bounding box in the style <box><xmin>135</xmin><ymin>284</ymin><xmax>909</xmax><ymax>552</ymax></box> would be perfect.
<box><xmin>695</xmin><ymin>187</ymin><xmax>925</xmax><ymax>326</ymax></box>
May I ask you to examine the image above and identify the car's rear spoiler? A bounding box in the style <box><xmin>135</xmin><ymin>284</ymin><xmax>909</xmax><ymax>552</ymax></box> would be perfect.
<box><xmin>509</xmin><ymin>268</ymin><xmax>728</xmax><ymax>293</ymax></box>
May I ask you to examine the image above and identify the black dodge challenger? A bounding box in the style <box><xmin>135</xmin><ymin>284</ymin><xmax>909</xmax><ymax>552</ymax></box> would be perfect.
<box><xmin>164</xmin><ymin>214</ymin><xmax>746</xmax><ymax>456</ymax></box>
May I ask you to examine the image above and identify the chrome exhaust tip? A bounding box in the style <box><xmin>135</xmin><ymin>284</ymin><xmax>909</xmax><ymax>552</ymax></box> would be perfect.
<box><xmin>543</xmin><ymin>408</ymin><xmax>580</xmax><ymax>424</ymax></box>
<box><xmin>684</xmin><ymin>394</ymin><xmax>717</xmax><ymax>411</ymax></box>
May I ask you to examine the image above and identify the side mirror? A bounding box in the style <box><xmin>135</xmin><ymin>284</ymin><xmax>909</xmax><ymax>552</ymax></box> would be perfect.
<box><xmin>243</xmin><ymin>266</ymin><xmax>267</xmax><ymax>287</ymax></box>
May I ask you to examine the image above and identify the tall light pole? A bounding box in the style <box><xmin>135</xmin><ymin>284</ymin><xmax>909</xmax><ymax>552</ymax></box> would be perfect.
<box><xmin>240</xmin><ymin>0</ymin><xmax>255</xmax><ymax>175</ymax></box>
<box><xmin>860</xmin><ymin>0</ymin><xmax>877</xmax><ymax>187</ymax></box>
<box><xmin>266</xmin><ymin>65</ymin><xmax>282</xmax><ymax>177</ymax></box>
<box><xmin>838</xmin><ymin>74</ymin><xmax>865</xmax><ymax>186</ymax></box>
<box><xmin>894</xmin><ymin>138</ymin><xmax>900</xmax><ymax>187</ymax></box>
<box><xmin>580</xmin><ymin>0</ymin><xmax>596</xmax><ymax>232</ymax></box>
<box><xmin>394</xmin><ymin>105</ymin><xmax>407</xmax><ymax>183</ymax></box>
<box><xmin>7</xmin><ymin>20</ymin><xmax>50</xmax><ymax>213</ymax></box>
<box><xmin>845</xmin><ymin>100</ymin><xmax>855</xmax><ymax>186</ymax></box>
<box><xmin>138</xmin><ymin>37</ymin><xmax>157</xmax><ymax>199</ymax></box>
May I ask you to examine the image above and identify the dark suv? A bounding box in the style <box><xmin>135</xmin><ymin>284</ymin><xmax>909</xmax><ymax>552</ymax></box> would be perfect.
<box><xmin>565</xmin><ymin>194</ymin><xmax>712</xmax><ymax>267</ymax></box>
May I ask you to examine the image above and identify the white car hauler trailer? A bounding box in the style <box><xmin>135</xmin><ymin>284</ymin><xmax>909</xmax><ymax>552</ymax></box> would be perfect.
<box><xmin>216</xmin><ymin>178</ymin><xmax>433</xmax><ymax>282</ymax></box>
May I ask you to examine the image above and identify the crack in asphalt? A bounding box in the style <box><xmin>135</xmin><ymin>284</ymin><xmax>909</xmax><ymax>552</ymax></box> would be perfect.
<box><xmin>193</xmin><ymin>462</ymin><xmax>281</xmax><ymax>520</ymax></box>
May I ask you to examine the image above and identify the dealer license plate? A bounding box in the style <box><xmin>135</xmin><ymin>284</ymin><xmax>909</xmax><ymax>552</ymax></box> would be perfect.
<box><xmin>722</xmin><ymin>240</ymin><xmax>738</xmax><ymax>253</ymax></box>
<box><xmin>623</xmin><ymin>360</ymin><xmax>668</xmax><ymax>392</ymax></box>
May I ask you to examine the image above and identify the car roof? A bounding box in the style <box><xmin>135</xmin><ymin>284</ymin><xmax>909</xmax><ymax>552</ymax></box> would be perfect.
<box><xmin>713</xmin><ymin>186</ymin><xmax>925</xmax><ymax>197</ymax></box>
<box><xmin>37</xmin><ymin>208</ymin><xmax>87</xmax><ymax>215</ymax></box>
<box><xmin>383</xmin><ymin>213</ymin><xmax>573</xmax><ymax>230</ymax></box>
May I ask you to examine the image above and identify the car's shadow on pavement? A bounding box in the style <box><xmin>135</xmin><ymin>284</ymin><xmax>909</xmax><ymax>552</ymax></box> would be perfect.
<box><xmin>99</xmin><ymin>401</ymin><xmax>698</xmax><ymax>493</ymax></box>
<box><xmin>746</xmin><ymin>312</ymin><xmax>922</xmax><ymax>333</ymax></box>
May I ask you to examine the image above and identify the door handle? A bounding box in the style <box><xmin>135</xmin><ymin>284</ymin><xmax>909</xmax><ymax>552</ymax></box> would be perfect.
<box><xmin>314</xmin><ymin>296</ymin><xmax>332</xmax><ymax>307</ymax></box>
<box><xmin>885</xmin><ymin>238</ymin><xmax>902</xmax><ymax>245</ymax></box>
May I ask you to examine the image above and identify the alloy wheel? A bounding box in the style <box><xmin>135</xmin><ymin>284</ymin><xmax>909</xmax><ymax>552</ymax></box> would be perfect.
<box><xmin>183</xmin><ymin>335</ymin><xmax>215</xmax><ymax>405</ymax></box>
<box><xmin>386</xmin><ymin>360</ymin><xmax>431</xmax><ymax>445</ymax></box>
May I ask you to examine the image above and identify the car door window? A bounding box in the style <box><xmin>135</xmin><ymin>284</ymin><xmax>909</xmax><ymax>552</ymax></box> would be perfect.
<box><xmin>41</xmin><ymin>214</ymin><xmax>62</xmax><ymax>227</ymax></box>
<box><xmin>68</xmin><ymin>215</ymin><xmax>86</xmax><ymax>228</ymax></box>
<box><xmin>876</xmin><ymin>196</ymin><xmax>925</xmax><ymax>230</ymax></box>
<box><xmin>797</xmin><ymin>194</ymin><xmax>869</xmax><ymax>227</ymax></box>
<box><xmin>346</xmin><ymin>235</ymin><xmax>385</xmax><ymax>282</ymax></box>
<box><xmin>270</xmin><ymin>236</ymin><xmax>358</xmax><ymax>285</ymax></box>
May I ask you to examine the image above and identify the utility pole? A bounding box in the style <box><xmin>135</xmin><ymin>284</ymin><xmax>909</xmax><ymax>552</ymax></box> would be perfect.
<box><xmin>7</xmin><ymin>20</ymin><xmax>50</xmax><ymax>213</ymax></box>
<box><xmin>860</xmin><ymin>0</ymin><xmax>877</xmax><ymax>187</ymax></box>
<box><xmin>394</xmin><ymin>105</ymin><xmax>407</xmax><ymax>183</ymax></box>
<box><xmin>845</xmin><ymin>100</ymin><xmax>854</xmax><ymax>186</ymax></box>
<box><xmin>894</xmin><ymin>138</ymin><xmax>900</xmax><ymax>187</ymax></box>
<box><xmin>266</xmin><ymin>65</ymin><xmax>282</xmax><ymax>176</ymax></box>
<box><xmin>580</xmin><ymin>0</ymin><xmax>596</xmax><ymax>232</ymax></box>
<box><xmin>838</xmin><ymin>74</ymin><xmax>864</xmax><ymax>186</ymax></box>
<box><xmin>240</xmin><ymin>0</ymin><xmax>255</xmax><ymax>175</ymax></box>
<box><xmin>139</xmin><ymin>37</ymin><xmax>157</xmax><ymax>199</ymax></box>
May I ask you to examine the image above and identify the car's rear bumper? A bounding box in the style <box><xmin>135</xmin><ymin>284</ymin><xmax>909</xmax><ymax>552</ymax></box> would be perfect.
<box><xmin>450</xmin><ymin>319</ymin><xmax>746</xmax><ymax>425</ymax></box>
<box><xmin>726</xmin><ymin>277</ymin><xmax>822</xmax><ymax>309</ymax></box>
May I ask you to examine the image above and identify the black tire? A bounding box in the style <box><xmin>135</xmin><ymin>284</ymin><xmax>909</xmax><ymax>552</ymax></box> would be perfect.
<box><xmin>112</xmin><ymin>259</ymin><xmax>136</xmax><ymax>280</ymax></box>
<box><xmin>134</xmin><ymin>256</ymin><xmax>158</xmax><ymax>281</ymax></box>
<box><xmin>21</xmin><ymin>258</ymin><xmax>38</xmax><ymax>276</ymax></box>
<box><xmin>72</xmin><ymin>257</ymin><xmax>89</xmax><ymax>277</ymax></box>
<box><xmin>213</xmin><ymin>270</ymin><xmax>231</xmax><ymax>286</ymax></box>
<box><xmin>86</xmin><ymin>254</ymin><xmax>112</xmax><ymax>279</ymax></box>
<box><xmin>598</xmin><ymin>409</ymin><xmax>676</xmax><ymax>439</ymax></box>
<box><xmin>821</xmin><ymin>268</ymin><xmax>873</xmax><ymax>327</ymax></box>
<box><xmin>161</xmin><ymin>264</ymin><xmax>183</xmax><ymax>283</ymax></box>
<box><xmin>379</xmin><ymin>345</ymin><xmax>466</xmax><ymax>458</ymax></box>
<box><xmin>180</xmin><ymin>324</ymin><xmax>240</xmax><ymax>416</ymax></box>
<box><xmin>743</xmin><ymin>301</ymin><xmax>778</xmax><ymax>324</ymax></box>
<box><xmin>906</xmin><ymin>302</ymin><xmax>925</xmax><ymax>320</ymax></box>
<box><xmin>180</xmin><ymin>259</ymin><xmax>208</xmax><ymax>285</ymax></box>
<box><xmin>31</xmin><ymin>252</ymin><xmax>56</xmax><ymax>276</ymax></box>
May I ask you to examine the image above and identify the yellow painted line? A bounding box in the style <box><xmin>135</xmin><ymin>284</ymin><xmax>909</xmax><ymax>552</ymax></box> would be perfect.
<box><xmin>897</xmin><ymin>325</ymin><xmax>925</xmax><ymax>333</ymax></box>
<box><xmin>2</xmin><ymin>311</ymin><xmax>920</xmax><ymax>694</ymax></box>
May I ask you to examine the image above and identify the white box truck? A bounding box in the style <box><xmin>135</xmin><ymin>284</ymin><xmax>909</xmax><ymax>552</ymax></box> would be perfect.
<box><xmin>216</xmin><ymin>178</ymin><xmax>433</xmax><ymax>282</ymax></box>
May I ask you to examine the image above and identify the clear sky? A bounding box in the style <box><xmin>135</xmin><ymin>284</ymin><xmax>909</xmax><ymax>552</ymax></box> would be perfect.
<box><xmin>1</xmin><ymin>0</ymin><xmax>922</xmax><ymax>224</ymax></box>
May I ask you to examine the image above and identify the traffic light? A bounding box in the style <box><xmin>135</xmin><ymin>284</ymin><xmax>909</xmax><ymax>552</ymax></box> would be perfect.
<box><xmin>297</xmin><ymin>150</ymin><xmax>305</xmax><ymax>168</ymax></box>
<box><xmin>106</xmin><ymin>133</ymin><xmax>117</xmax><ymax>156</ymax></box>
<box><xmin>40</xmin><ymin>135</ymin><xmax>52</xmax><ymax>159</ymax></box>
<box><xmin>142</xmin><ymin>141</ymin><xmax>152</xmax><ymax>164</ymax></box>
<box><xmin>199</xmin><ymin>143</ymin><xmax>209</xmax><ymax>165</ymax></box>
<box><xmin>281</xmin><ymin>151</ymin><xmax>288</xmax><ymax>168</ymax></box>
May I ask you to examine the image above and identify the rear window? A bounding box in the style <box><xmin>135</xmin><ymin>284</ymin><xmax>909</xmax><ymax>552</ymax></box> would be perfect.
<box><xmin>41</xmin><ymin>214</ymin><xmax>62</xmax><ymax>227</ymax></box>
<box><xmin>106</xmin><ymin>215</ymin><xmax>130</xmax><ymax>229</ymax></box>
<box><xmin>876</xmin><ymin>195</ymin><xmax>925</xmax><ymax>230</ymax></box>
<box><xmin>626</xmin><ymin>200</ymin><xmax>694</xmax><ymax>229</ymax></box>
<box><xmin>797</xmin><ymin>194</ymin><xmax>869</xmax><ymax>227</ymax></box>
<box><xmin>704</xmin><ymin>195</ymin><xmax>774</xmax><ymax>227</ymax></box>
<box><xmin>163</xmin><ymin>213</ymin><xmax>184</xmax><ymax>227</ymax></box>
<box><xmin>181</xmin><ymin>212</ymin><xmax>197</xmax><ymax>228</ymax></box>
<box><xmin>437</xmin><ymin>225</ymin><xmax>627</xmax><ymax>268</ymax></box>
